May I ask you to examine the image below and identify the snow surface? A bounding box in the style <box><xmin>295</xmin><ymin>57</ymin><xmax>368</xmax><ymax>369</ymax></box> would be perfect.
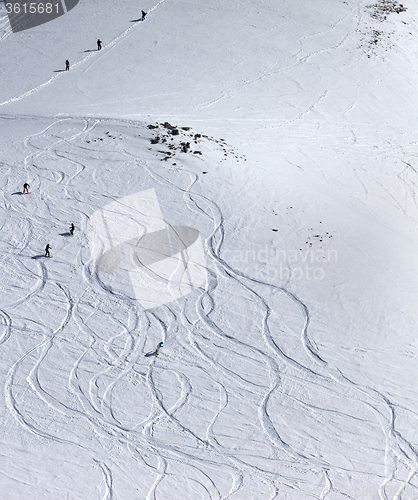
<box><xmin>0</xmin><ymin>0</ymin><xmax>418</xmax><ymax>499</ymax></box>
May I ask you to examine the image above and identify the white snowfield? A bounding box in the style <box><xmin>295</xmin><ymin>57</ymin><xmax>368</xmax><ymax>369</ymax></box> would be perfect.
<box><xmin>0</xmin><ymin>1</ymin><xmax>417</xmax><ymax>499</ymax></box>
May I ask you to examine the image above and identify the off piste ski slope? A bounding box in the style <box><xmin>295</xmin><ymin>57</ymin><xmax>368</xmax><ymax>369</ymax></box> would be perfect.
<box><xmin>0</xmin><ymin>0</ymin><xmax>418</xmax><ymax>499</ymax></box>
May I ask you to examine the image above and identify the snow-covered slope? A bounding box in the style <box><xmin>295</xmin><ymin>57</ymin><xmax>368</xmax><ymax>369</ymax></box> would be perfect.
<box><xmin>0</xmin><ymin>1</ymin><xmax>418</xmax><ymax>499</ymax></box>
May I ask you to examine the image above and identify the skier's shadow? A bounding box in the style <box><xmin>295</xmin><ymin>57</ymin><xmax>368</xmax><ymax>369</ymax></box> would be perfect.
<box><xmin>11</xmin><ymin>191</ymin><xmax>24</xmax><ymax>195</ymax></box>
<box><xmin>32</xmin><ymin>255</ymin><xmax>45</xmax><ymax>260</ymax></box>
<box><xmin>144</xmin><ymin>351</ymin><xmax>156</xmax><ymax>358</ymax></box>
<box><xmin>131</xmin><ymin>18</ymin><xmax>143</xmax><ymax>22</ymax></box>
<box><xmin>54</xmin><ymin>70</ymin><xmax>65</xmax><ymax>73</ymax></box>
<box><xmin>83</xmin><ymin>49</ymin><xmax>96</xmax><ymax>53</ymax></box>
<box><xmin>60</xmin><ymin>232</ymin><xmax>72</xmax><ymax>237</ymax></box>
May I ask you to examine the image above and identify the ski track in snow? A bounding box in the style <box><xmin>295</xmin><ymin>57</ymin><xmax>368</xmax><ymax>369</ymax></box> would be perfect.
<box><xmin>94</xmin><ymin>459</ymin><xmax>114</xmax><ymax>500</ymax></box>
<box><xmin>193</xmin><ymin>2</ymin><xmax>361</xmax><ymax>113</ymax></box>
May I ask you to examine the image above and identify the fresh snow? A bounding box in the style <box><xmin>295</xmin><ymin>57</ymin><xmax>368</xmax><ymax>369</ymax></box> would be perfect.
<box><xmin>0</xmin><ymin>0</ymin><xmax>418</xmax><ymax>499</ymax></box>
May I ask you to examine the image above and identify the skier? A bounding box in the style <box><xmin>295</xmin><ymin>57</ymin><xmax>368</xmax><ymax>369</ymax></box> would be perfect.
<box><xmin>23</xmin><ymin>183</ymin><xmax>30</xmax><ymax>193</ymax></box>
<box><xmin>65</xmin><ymin>59</ymin><xmax>70</xmax><ymax>71</ymax></box>
<box><xmin>155</xmin><ymin>342</ymin><xmax>163</xmax><ymax>356</ymax></box>
<box><xmin>45</xmin><ymin>244</ymin><xmax>52</xmax><ymax>258</ymax></box>
<box><xmin>141</xmin><ymin>10</ymin><xmax>147</xmax><ymax>21</ymax></box>
<box><xmin>69</xmin><ymin>223</ymin><xmax>75</xmax><ymax>236</ymax></box>
<box><xmin>97</xmin><ymin>39</ymin><xmax>102</xmax><ymax>50</ymax></box>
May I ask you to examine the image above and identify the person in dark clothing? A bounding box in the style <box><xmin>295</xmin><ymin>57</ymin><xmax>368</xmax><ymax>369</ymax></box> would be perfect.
<box><xmin>23</xmin><ymin>183</ymin><xmax>30</xmax><ymax>193</ymax></box>
<box><xmin>65</xmin><ymin>59</ymin><xmax>70</xmax><ymax>71</ymax></box>
<box><xmin>45</xmin><ymin>244</ymin><xmax>52</xmax><ymax>258</ymax></box>
<box><xmin>141</xmin><ymin>10</ymin><xmax>147</xmax><ymax>21</ymax></box>
<box><xmin>155</xmin><ymin>341</ymin><xmax>163</xmax><ymax>356</ymax></box>
<box><xmin>97</xmin><ymin>39</ymin><xmax>102</xmax><ymax>50</ymax></box>
<box><xmin>70</xmin><ymin>223</ymin><xmax>75</xmax><ymax>236</ymax></box>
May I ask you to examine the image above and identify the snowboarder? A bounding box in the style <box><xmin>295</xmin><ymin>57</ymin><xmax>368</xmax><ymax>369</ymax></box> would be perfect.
<box><xmin>97</xmin><ymin>39</ymin><xmax>102</xmax><ymax>50</ymax></box>
<box><xmin>69</xmin><ymin>223</ymin><xmax>75</xmax><ymax>236</ymax></box>
<box><xmin>155</xmin><ymin>342</ymin><xmax>163</xmax><ymax>356</ymax></box>
<box><xmin>65</xmin><ymin>59</ymin><xmax>70</xmax><ymax>71</ymax></box>
<box><xmin>23</xmin><ymin>183</ymin><xmax>30</xmax><ymax>193</ymax></box>
<box><xmin>45</xmin><ymin>244</ymin><xmax>52</xmax><ymax>258</ymax></box>
<box><xmin>141</xmin><ymin>10</ymin><xmax>147</xmax><ymax>21</ymax></box>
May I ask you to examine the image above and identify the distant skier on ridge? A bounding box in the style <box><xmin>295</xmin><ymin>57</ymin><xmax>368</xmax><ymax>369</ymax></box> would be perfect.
<box><xmin>45</xmin><ymin>244</ymin><xmax>52</xmax><ymax>258</ymax></box>
<box><xmin>97</xmin><ymin>39</ymin><xmax>102</xmax><ymax>50</ymax></box>
<box><xmin>70</xmin><ymin>223</ymin><xmax>75</xmax><ymax>236</ymax></box>
<box><xmin>141</xmin><ymin>10</ymin><xmax>147</xmax><ymax>21</ymax></box>
<box><xmin>23</xmin><ymin>183</ymin><xmax>30</xmax><ymax>193</ymax></box>
<box><xmin>65</xmin><ymin>59</ymin><xmax>70</xmax><ymax>71</ymax></box>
